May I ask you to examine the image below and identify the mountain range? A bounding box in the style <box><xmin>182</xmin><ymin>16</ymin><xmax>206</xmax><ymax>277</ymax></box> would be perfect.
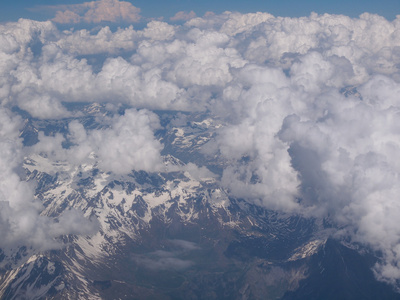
<box><xmin>0</xmin><ymin>103</ymin><xmax>398</xmax><ymax>299</ymax></box>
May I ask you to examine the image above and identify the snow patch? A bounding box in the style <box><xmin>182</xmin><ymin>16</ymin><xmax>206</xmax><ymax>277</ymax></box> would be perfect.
<box><xmin>288</xmin><ymin>239</ymin><xmax>326</xmax><ymax>261</ymax></box>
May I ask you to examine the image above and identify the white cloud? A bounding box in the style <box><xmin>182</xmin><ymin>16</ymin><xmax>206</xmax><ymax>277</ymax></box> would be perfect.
<box><xmin>277</xmin><ymin>76</ymin><xmax>400</xmax><ymax>282</ymax></box>
<box><xmin>143</xmin><ymin>21</ymin><xmax>176</xmax><ymax>41</ymax></box>
<box><xmin>89</xmin><ymin>109</ymin><xmax>164</xmax><ymax>174</ymax></box>
<box><xmin>170</xmin><ymin>11</ymin><xmax>196</xmax><ymax>22</ymax></box>
<box><xmin>164</xmin><ymin>29</ymin><xmax>246</xmax><ymax>87</ymax></box>
<box><xmin>183</xmin><ymin>163</ymin><xmax>216</xmax><ymax>181</ymax></box>
<box><xmin>16</xmin><ymin>91</ymin><xmax>71</xmax><ymax>119</ymax></box>
<box><xmin>34</xmin><ymin>109</ymin><xmax>164</xmax><ymax>174</ymax></box>
<box><xmin>56</xmin><ymin>26</ymin><xmax>138</xmax><ymax>55</ymax></box>
<box><xmin>51</xmin><ymin>0</ymin><xmax>141</xmax><ymax>24</ymax></box>
<box><xmin>219</xmin><ymin>12</ymin><xmax>274</xmax><ymax>36</ymax></box>
<box><xmin>2</xmin><ymin>11</ymin><xmax>400</xmax><ymax>285</ymax></box>
<box><xmin>53</xmin><ymin>10</ymin><xmax>82</xmax><ymax>24</ymax></box>
<box><xmin>0</xmin><ymin>108</ymin><xmax>97</xmax><ymax>251</ymax></box>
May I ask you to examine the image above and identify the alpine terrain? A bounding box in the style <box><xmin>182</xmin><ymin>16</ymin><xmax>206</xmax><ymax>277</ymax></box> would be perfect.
<box><xmin>0</xmin><ymin>104</ymin><xmax>398</xmax><ymax>300</ymax></box>
<box><xmin>2</xmin><ymin>8</ymin><xmax>400</xmax><ymax>300</ymax></box>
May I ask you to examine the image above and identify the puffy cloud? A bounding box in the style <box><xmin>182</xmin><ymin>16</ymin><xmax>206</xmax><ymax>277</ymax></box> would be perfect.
<box><xmin>51</xmin><ymin>0</ymin><xmax>141</xmax><ymax>24</ymax></box>
<box><xmin>34</xmin><ymin>109</ymin><xmax>164</xmax><ymax>174</ymax></box>
<box><xmin>163</xmin><ymin>29</ymin><xmax>246</xmax><ymax>87</ymax></box>
<box><xmin>88</xmin><ymin>109</ymin><xmax>164</xmax><ymax>173</ymax></box>
<box><xmin>0</xmin><ymin>18</ymin><xmax>56</xmax><ymax>53</ymax></box>
<box><xmin>95</xmin><ymin>56</ymin><xmax>188</xmax><ymax>109</ymax></box>
<box><xmin>55</xmin><ymin>26</ymin><xmax>139</xmax><ymax>55</ymax></box>
<box><xmin>16</xmin><ymin>91</ymin><xmax>71</xmax><ymax>119</ymax></box>
<box><xmin>170</xmin><ymin>11</ymin><xmax>197</xmax><ymax>22</ymax></box>
<box><xmin>142</xmin><ymin>21</ymin><xmax>176</xmax><ymax>41</ymax></box>
<box><xmin>2</xmin><ymin>11</ymin><xmax>400</xmax><ymax>286</ymax></box>
<box><xmin>277</xmin><ymin>77</ymin><xmax>400</xmax><ymax>284</ymax></box>
<box><xmin>183</xmin><ymin>163</ymin><xmax>216</xmax><ymax>181</ymax></box>
<box><xmin>206</xmin><ymin>64</ymin><xmax>301</xmax><ymax>211</ymax></box>
<box><xmin>53</xmin><ymin>10</ymin><xmax>81</xmax><ymax>24</ymax></box>
<box><xmin>219</xmin><ymin>11</ymin><xmax>274</xmax><ymax>36</ymax></box>
<box><xmin>0</xmin><ymin>108</ymin><xmax>97</xmax><ymax>251</ymax></box>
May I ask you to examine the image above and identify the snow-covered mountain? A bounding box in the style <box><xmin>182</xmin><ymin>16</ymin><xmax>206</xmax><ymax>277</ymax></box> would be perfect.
<box><xmin>0</xmin><ymin>104</ymin><xmax>398</xmax><ymax>300</ymax></box>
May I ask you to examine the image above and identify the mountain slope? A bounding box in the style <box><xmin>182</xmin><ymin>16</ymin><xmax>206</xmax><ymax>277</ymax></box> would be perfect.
<box><xmin>0</xmin><ymin>106</ymin><xmax>398</xmax><ymax>299</ymax></box>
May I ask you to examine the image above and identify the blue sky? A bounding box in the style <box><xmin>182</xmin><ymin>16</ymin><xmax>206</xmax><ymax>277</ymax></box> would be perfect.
<box><xmin>2</xmin><ymin>0</ymin><xmax>400</xmax><ymax>23</ymax></box>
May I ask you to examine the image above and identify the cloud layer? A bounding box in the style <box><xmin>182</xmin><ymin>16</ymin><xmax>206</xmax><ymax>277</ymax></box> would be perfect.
<box><xmin>1</xmin><ymin>10</ymin><xmax>400</xmax><ymax>285</ymax></box>
<box><xmin>48</xmin><ymin>0</ymin><xmax>141</xmax><ymax>24</ymax></box>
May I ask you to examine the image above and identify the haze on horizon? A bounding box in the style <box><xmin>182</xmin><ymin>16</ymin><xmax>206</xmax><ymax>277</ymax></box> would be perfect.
<box><xmin>2</xmin><ymin>0</ymin><xmax>400</xmax><ymax>23</ymax></box>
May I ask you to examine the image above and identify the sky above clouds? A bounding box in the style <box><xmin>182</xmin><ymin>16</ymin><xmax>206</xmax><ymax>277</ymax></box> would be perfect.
<box><xmin>2</xmin><ymin>0</ymin><xmax>400</xmax><ymax>23</ymax></box>
<box><xmin>2</xmin><ymin>0</ymin><xmax>400</xmax><ymax>289</ymax></box>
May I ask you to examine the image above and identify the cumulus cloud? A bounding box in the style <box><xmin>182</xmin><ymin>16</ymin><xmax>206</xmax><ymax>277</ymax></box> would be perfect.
<box><xmin>2</xmin><ymin>10</ymin><xmax>400</xmax><ymax>286</ymax></box>
<box><xmin>142</xmin><ymin>21</ymin><xmax>176</xmax><ymax>41</ymax></box>
<box><xmin>88</xmin><ymin>109</ymin><xmax>164</xmax><ymax>173</ymax></box>
<box><xmin>49</xmin><ymin>0</ymin><xmax>141</xmax><ymax>24</ymax></box>
<box><xmin>56</xmin><ymin>26</ymin><xmax>139</xmax><ymax>55</ymax></box>
<box><xmin>276</xmin><ymin>78</ymin><xmax>400</xmax><ymax>284</ymax></box>
<box><xmin>0</xmin><ymin>108</ymin><xmax>97</xmax><ymax>251</ymax></box>
<box><xmin>170</xmin><ymin>11</ymin><xmax>196</xmax><ymax>21</ymax></box>
<box><xmin>33</xmin><ymin>109</ymin><xmax>164</xmax><ymax>174</ymax></box>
